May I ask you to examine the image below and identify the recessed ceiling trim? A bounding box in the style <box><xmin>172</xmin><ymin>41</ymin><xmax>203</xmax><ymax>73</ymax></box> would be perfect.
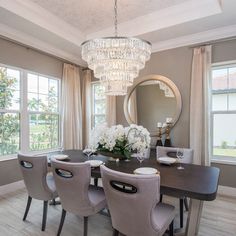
<box><xmin>0</xmin><ymin>0</ymin><xmax>86</xmax><ymax>46</ymax></box>
<box><xmin>0</xmin><ymin>23</ymin><xmax>85</xmax><ymax>66</ymax></box>
<box><xmin>151</xmin><ymin>24</ymin><xmax>236</xmax><ymax>52</ymax></box>
<box><xmin>87</xmin><ymin>0</ymin><xmax>222</xmax><ymax>39</ymax></box>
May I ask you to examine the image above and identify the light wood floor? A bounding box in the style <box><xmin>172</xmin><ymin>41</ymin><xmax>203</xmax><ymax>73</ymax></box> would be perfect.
<box><xmin>0</xmin><ymin>187</ymin><xmax>236</xmax><ymax>236</ymax></box>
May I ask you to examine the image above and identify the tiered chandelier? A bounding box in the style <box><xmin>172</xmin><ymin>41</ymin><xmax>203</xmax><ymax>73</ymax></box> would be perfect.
<box><xmin>81</xmin><ymin>0</ymin><xmax>152</xmax><ymax>95</ymax></box>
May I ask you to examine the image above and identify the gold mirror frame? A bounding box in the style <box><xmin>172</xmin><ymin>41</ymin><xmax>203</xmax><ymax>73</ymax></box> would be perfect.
<box><xmin>123</xmin><ymin>74</ymin><xmax>182</xmax><ymax>136</ymax></box>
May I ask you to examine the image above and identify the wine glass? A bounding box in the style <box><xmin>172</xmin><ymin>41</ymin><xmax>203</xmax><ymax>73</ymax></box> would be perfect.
<box><xmin>83</xmin><ymin>145</ymin><xmax>96</xmax><ymax>159</ymax></box>
<box><xmin>136</xmin><ymin>152</ymin><xmax>145</xmax><ymax>165</ymax></box>
<box><xmin>59</xmin><ymin>146</ymin><xmax>64</xmax><ymax>153</ymax></box>
<box><xmin>176</xmin><ymin>148</ymin><xmax>184</xmax><ymax>170</ymax></box>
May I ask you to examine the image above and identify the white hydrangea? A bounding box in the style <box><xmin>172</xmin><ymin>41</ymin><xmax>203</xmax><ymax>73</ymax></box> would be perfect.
<box><xmin>90</xmin><ymin>123</ymin><xmax>151</xmax><ymax>154</ymax></box>
<box><xmin>126</xmin><ymin>124</ymin><xmax>151</xmax><ymax>153</ymax></box>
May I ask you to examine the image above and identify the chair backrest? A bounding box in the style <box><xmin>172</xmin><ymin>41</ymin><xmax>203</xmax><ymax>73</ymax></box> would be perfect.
<box><xmin>156</xmin><ymin>146</ymin><xmax>194</xmax><ymax>164</ymax></box>
<box><xmin>101</xmin><ymin>165</ymin><xmax>160</xmax><ymax>236</ymax></box>
<box><xmin>51</xmin><ymin>159</ymin><xmax>92</xmax><ymax>215</ymax></box>
<box><xmin>18</xmin><ymin>153</ymin><xmax>53</xmax><ymax>200</ymax></box>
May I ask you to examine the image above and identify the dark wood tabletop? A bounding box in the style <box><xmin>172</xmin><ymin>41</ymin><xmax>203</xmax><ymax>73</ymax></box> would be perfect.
<box><xmin>48</xmin><ymin>149</ymin><xmax>220</xmax><ymax>201</ymax></box>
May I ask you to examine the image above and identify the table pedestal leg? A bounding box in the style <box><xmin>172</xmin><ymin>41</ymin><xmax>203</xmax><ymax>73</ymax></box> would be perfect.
<box><xmin>175</xmin><ymin>199</ymin><xmax>203</xmax><ymax>236</ymax></box>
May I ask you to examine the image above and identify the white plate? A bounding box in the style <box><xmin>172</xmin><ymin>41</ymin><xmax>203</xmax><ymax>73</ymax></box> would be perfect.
<box><xmin>134</xmin><ymin>167</ymin><xmax>158</xmax><ymax>175</ymax></box>
<box><xmin>85</xmin><ymin>160</ymin><xmax>103</xmax><ymax>168</ymax></box>
<box><xmin>51</xmin><ymin>154</ymin><xmax>69</xmax><ymax>160</ymax></box>
<box><xmin>158</xmin><ymin>157</ymin><xmax>176</xmax><ymax>165</ymax></box>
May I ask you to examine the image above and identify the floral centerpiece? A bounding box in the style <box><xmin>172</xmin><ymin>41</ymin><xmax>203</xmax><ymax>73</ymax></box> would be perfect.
<box><xmin>89</xmin><ymin>124</ymin><xmax>151</xmax><ymax>160</ymax></box>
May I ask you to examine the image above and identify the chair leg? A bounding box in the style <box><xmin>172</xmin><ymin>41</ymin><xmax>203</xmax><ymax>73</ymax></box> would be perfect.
<box><xmin>94</xmin><ymin>178</ymin><xmax>98</xmax><ymax>187</ymax></box>
<box><xmin>57</xmin><ymin>209</ymin><xmax>66</xmax><ymax>236</ymax></box>
<box><xmin>52</xmin><ymin>198</ymin><xmax>56</xmax><ymax>205</ymax></box>
<box><xmin>160</xmin><ymin>194</ymin><xmax>163</xmax><ymax>203</ymax></box>
<box><xmin>169</xmin><ymin>220</ymin><xmax>174</xmax><ymax>236</ymax></box>
<box><xmin>179</xmin><ymin>198</ymin><xmax>184</xmax><ymax>228</ymax></box>
<box><xmin>42</xmin><ymin>201</ymin><xmax>48</xmax><ymax>231</ymax></box>
<box><xmin>184</xmin><ymin>197</ymin><xmax>189</xmax><ymax>211</ymax></box>
<box><xmin>23</xmin><ymin>196</ymin><xmax>32</xmax><ymax>221</ymax></box>
<box><xmin>113</xmin><ymin>229</ymin><xmax>119</xmax><ymax>236</ymax></box>
<box><xmin>83</xmin><ymin>216</ymin><xmax>88</xmax><ymax>236</ymax></box>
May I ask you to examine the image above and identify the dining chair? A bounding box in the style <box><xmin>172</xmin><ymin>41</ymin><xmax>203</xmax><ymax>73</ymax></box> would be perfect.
<box><xmin>17</xmin><ymin>153</ymin><xmax>58</xmax><ymax>231</ymax></box>
<box><xmin>100</xmin><ymin>165</ymin><xmax>175</xmax><ymax>236</ymax></box>
<box><xmin>51</xmin><ymin>159</ymin><xmax>106</xmax><ymax>236</ymax></box>
<box><xmin>156</xmin><ymin>146</ymin><xmax>193</xmax><ymax>228</ymax></box>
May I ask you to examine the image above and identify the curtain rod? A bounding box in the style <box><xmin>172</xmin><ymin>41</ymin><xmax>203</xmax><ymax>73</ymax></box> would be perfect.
<box><xmin>0</xmin><ymin>35</ymin><xmax>82</xmax><ymax>67</ymax></box>
<box><xmin>189</xmin><ymin>36</ymin><xmax>236</xmax><ymax>48</ymax></box>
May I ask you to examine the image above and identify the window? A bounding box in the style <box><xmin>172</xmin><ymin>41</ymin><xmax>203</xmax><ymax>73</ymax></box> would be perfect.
<box><xmin>211</xmin><ymin>63</ymin><xmax>236</xmax><ymax>163</ymax></box>
<box><xmin>91</xmin><ymin>82</ymin><xmax>106</xmax><ymax>128</ymax></box>
<box><xmin>0</xmin><ymin>64</ymin><xmax>60</xmax><ymax>158</ymax></box>
<box><xmin>28</xmin><ymin>73</ymin><xmax>59</xmax><ymax>151</ymax></box>
<box><xmin>0</xmin><ymin>67</ymin><xmax>20</xmax><ymax>156</ymax></box>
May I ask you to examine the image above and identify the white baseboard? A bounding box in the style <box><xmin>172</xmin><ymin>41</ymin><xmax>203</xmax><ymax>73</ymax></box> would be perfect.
<box><xmin>0</xmin><ymin>180</ymin><xmax>25</xmax><ymax>196</ymax></box>
<box><xmin>218</xmin><ymin>185</ymin><xmax>236</xmax><ymax>198</ymax></box>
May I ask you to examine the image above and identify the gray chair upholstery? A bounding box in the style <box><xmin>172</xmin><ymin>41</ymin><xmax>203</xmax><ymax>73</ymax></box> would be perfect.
<box><xmin>156</xmin><ymin>146</ymin><xmax>194</xmax><ymax>228</ymax></box>
<box><xmin>100</xmin><ymin>165</ymin><xmax>175</xmax><ymax>236</ymax></box>
<box><xmin>51</xmin><ymin>159</ymin><xmax>106</xmax><ymax>236</ymax></box>
<box><xmin>18</xmin><ymin>153</ymin><xmax>58</xmax><ymax>231</ymax></box>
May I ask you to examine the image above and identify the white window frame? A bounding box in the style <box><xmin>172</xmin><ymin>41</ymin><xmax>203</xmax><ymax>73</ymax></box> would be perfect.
<box><xmin>210</xmin><ymin>60</ymin><xmax>236</xmax><ymax>165</ymax></box>
<box><xmin>91</xmin><ymin>81</ymin><xmax>106</xmax><ymax>129</ymax></box>
<box><xmin>0</xmin><ymin>63</ymin><xmax>61</xmax><ymax>160</ymax></box>
<box><xmin>26</xmin><ymin>70</ymin><xmax>61</xmax><ymax>154</ymax></box>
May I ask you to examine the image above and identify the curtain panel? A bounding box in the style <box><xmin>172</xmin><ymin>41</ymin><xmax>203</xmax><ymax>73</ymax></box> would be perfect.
<box><xmin>82</xmin><ymin>70</ymin><xmax>92</xmax><ymax>147</ymax></box>
<box><xmin>190</xmin><ymin>45</ymin><xmax>212</xmax><ymax>166</ymax></box>
<box><xmin>61</xmin><ymin>63</ymin><xmax>83</xmax><ymax>149</ymax></box>
<box><xmin>106</xmin><ymin>95</ymin><xmax>116</xmax><ymax>127</ymax></box>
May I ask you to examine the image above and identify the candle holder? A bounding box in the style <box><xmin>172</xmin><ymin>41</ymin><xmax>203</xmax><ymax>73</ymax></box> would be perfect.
<box><xmin>164</xmin><ymin>122</ymin><xmax>172</xmax><ymax>147</ymax></box>
<box><xmin>156</xmin><ymin>127</ymin><xmax>163</xmax><ymax>146</ymax></box>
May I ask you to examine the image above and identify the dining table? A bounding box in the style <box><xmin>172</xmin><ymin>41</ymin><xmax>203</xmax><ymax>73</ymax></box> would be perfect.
<box><xmin>48</xmin><ymin>149</ymin><xmax>220</xmax><ymax>236</ymax></box>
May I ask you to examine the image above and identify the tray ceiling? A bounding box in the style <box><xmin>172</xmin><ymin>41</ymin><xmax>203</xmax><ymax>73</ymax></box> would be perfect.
<box><xmin>30</xmin><ymin>0</ymin><xmax>188</xmax><ymax>34</ymax></box>
<box><xmin>0</xmin><ymin>0</ymin><xmax>236</xmax><ymax>65</ymax></box>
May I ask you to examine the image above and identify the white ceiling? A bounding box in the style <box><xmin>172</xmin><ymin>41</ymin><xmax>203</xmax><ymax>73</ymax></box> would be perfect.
<box><xmin>30</xmin><ymin>0</ymin><xmax>188</xmax><ymax>34</ymax></box>
<box><xmin>0</xmin><ymin>0</ymin><xmax>235</xmax><ymax>65</ymax></box>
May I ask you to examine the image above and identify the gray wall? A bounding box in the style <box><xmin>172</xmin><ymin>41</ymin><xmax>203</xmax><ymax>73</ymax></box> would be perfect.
<box><xmin>0</xmin><ymin>37</ymin><xmax>63</xmax><ymax>186</ymax></box>
<box><xmin>0</xmin><ymin>37</ymin><xmax>63</xmax><ymax>78</ymax></box>
<box><xmin>117</xmin><ymin>39</ymin><xmax>236</xmax><ymax>188</ymax></box>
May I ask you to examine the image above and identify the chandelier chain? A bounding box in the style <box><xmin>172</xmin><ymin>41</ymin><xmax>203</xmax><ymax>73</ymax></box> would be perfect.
<box><xmin>81</xmin><ymin>0</ymin><xmax>151</xmax><ymax>95</ymax></box>
<box><xmin>114</xmin><ymin>0</ymin><xmax>118</xmax><ymax>37</ymax></box>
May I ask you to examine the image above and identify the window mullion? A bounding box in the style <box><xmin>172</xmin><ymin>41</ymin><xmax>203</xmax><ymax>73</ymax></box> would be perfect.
<box><xmin>20</xmin><ymin>70</ymin><xmax>29</xmax><ymax>153</ymax></box>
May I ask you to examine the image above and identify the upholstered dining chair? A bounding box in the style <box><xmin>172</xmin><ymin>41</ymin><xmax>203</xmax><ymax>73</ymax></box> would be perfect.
<box><xmin>100</xmin><ymin>165</ymin><xmax>175</xmax><ymax>236</ymax></box>
<box><xmin>51</xmin><ymin>159</ymin><xmax>106</xmax><ymax>236</ymax></box>
<box><xmin>17</xmin><ymin>153</ymin><xmax>58</xmax><ymax>231</ymax></box>
<box><xmin>156</xmin><ymin>146</ymin><xmax>194</xmax><ymax>228</ymax></box>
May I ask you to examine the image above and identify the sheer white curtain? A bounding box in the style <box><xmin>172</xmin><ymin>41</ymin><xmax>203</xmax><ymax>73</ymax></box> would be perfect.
<box><xmin>82</xmin><ymin>70</ymin><xmax>92</xmax><ymax>147</ymax></box>
<box><xmin>106</xmin><ymin>96</ymin><xmax>116</xmax><ymax>127</ymax></box>
<box><xmin>128</xmin><ymin>90</ymin><xmax>138</xmax><ymax>123</ymax></box>
<box><xmin>61</xmin><ymin>63</ymin><xmax>83</xmax><ymax>149</ymax></box>
<box><xmin>190</xmin><ymin>46</ymin><xmax>212</xmax><ymax>165</ymax></box>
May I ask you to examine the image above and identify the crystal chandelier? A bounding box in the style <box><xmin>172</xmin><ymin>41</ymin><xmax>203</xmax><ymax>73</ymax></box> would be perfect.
<box><xmin>81</xmin><ymin>0</ymin><xmax>152</xmax><ymax>95</ymax></box>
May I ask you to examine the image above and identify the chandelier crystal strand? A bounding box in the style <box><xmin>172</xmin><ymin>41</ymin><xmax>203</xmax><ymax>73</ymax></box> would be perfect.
<box><xmin>81</xmin><ymin>0</ymin><xmax>151</xmax><ymax>96</ymax></box>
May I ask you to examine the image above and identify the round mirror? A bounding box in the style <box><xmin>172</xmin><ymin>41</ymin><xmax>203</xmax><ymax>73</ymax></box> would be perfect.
<box><xmin>124</xmin><ymin>75</ymin><xmax>182</xmax><ymax>136</ymax></box>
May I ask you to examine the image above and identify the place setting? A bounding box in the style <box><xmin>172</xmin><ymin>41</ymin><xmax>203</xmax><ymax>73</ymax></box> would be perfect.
<box><xmin>157</xmin><ymin>148</ymin><xmax>185</xmax><ymax>170</ymax></box>
<box><xmin>82</xmin><ymin>145</ymin><xmax>106</xmax><ymax>168</ymax></box>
